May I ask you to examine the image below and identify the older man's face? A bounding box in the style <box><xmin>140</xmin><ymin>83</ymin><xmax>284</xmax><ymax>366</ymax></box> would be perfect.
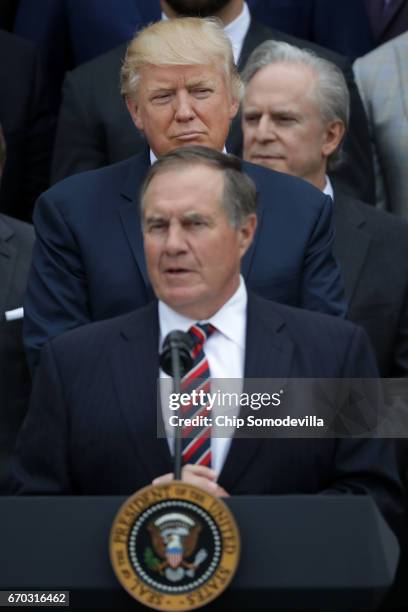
<box><xmin>143</xmin><ymin>164</ymin><xmax>255</xmax><ymax>319</ymax></box>
<box><xmin>242</xmin><ymin>62</ymin><xmax>339</xmax><ymax>190</ymax></box>
<box><xmin>126</xmin><ymin>64</ymin><xmax>239</xmax><ymax>157</ymax></box>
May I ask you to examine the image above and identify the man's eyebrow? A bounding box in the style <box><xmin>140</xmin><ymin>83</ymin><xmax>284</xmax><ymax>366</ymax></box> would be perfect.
<box><xmin>243</xmin><ymin>106</ymin><xmax>261</xmax><ymax>115</ymax></box>
<box><xmin>146</xmin><ymin>85</ymin><xmax>174</xmax><ymax>94</ymax></box>
<box><xmin>144</xmin><ymin>214</ymin><xmax>168</xmax><ymax>224</ymax></box>
<box><xmin>181</xmin><ymin>211</ymin><xmax>212</xmax><ymax>221</ymax></box>
<box><xmin>186</xmin><ymin>78</ymin><xmax>216</xmax><ymax>87</ymax></box>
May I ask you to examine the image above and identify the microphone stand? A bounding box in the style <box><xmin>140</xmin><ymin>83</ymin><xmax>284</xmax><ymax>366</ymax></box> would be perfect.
<box><xmin>160</xmin><ymin>331</ymin><xmax>194</xmax><ymax>481</ymax></box>
<box><xmin>171</xmin><ymin>341</ymin><xmax>183</xmax><ymax>481</ymax></box>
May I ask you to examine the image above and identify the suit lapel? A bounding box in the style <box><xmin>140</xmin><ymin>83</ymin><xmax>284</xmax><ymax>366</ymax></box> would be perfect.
<box><xmin>365</xmin><ymin>0</ymin><xmax>405</xmax><ymax>40</ymax></box>
<box><xmin>110</xmin><ymin>302</ymin><xmax>172</xmax><ymax>481</ymax></box>
<box><xmin>238</xmin><ymin>19</ymin><xmax>267</xmax><ymax>70</ymax></box>
<box><xmin>333</xmin><ymin>193</ymin><xmax>371</xmax><ymax>304</ymax></box>
<box><xmin>218</xmin><ymin>294</ymin><xmax>294</xmax><ymax>492</ymax></box>
<box><xmin>383</xmin><ymin>0</ymin><xmax>406</xmax><ymax>33</ymax></box>
<box><xmin>0</xmin><ymin>217</ymin><xmax>16</xmax><ymax>317</ymax></box>
<box><xmin>119</xmin><ymin>150</ymin><xmax>152</xmax><ymax>290</ymax></box>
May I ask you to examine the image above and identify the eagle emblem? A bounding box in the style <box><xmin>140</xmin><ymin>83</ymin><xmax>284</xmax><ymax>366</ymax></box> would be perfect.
<box><xmin>146</xmin><ymin>512</ymin><xmax>208</xmax><ymax>582</ymax></box>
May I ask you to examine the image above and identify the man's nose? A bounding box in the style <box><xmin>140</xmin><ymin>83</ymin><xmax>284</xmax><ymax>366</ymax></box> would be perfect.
<box><xmin>255</xmin><ymin>115</ymin><xmax>275</xmax><ymax>143</ymax></box>
<box><xmin>174</xmin><ymin>91</ymin><xmax>195</xmax><ymax>121</ymax></box>
<box><xmin>165</xmin><ymin>223</ymin><xmax>187</xmax><ymax>254</ymax></box>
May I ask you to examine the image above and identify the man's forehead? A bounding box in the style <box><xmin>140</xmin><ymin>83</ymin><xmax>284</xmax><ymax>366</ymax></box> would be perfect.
<box><xmin>143</xmin><ymin>166</ymin><xmax>224</xmax><ymax>212</ymax></box>
<box><xmin>245</xmin><ymin>63</ymin><xmax>317</xmax><ymax>100</ymax></box>
<box><xmin>244</xmin><ymin>71</ymin><xmax>319</xmax><ymax>114</ymax></box>
<box><xmin>140</xmin><ymin>63</ymin><xmax>223</xmax><ymax>85</ymax></box>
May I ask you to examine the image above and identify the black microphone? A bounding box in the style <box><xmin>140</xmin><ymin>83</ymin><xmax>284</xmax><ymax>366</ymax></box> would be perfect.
<box><xmin>160</xmin><ymin>331</ymin><xmax>194</xmax><ymax>378</ymax></box>
<box><xmin>160</xmin><ymin>331</ymin><xmax>194</xmax><ymax>480</ymax></box>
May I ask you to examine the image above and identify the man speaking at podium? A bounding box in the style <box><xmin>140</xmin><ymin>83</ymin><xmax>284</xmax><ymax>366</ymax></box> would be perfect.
<box><xmin>12</xmin><ymin>146</ymin><xmax>402</xmax><ymax>535</ymax></box>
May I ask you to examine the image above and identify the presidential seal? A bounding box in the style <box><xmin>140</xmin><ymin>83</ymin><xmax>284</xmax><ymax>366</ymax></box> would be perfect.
<box><xmin>110</xmin><ymin>482</ymin><xmax>240</xmax><ymax>611</ymax></box>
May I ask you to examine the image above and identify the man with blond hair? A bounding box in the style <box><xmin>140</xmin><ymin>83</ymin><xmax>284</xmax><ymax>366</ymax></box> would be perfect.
<box><xmin>24</xmin><ymin>17</ymin><xmax>345</xmax><ymax>371</ymax></box>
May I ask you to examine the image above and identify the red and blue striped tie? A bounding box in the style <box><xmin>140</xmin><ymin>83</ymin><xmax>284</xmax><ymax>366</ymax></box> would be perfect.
<box><xmin>181</xmin><ymin>322</ymin><xmax>216</xmax><ymax>467</ymax></box>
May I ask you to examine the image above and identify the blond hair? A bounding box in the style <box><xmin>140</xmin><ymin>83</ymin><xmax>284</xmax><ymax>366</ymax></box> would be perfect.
<box><xmin>121</xmin><ymin>17</ymin><xmax>242</xmax><ymax>101</ymax></box>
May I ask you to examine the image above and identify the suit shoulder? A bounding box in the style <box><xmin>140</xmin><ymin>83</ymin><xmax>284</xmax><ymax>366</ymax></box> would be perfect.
<box><xmin>243</xmin><ymin>160</ymin><xmax>328</xmax><ymax>210</ymax></box>
<box><xmin>250</xmin><ymin>19</ymin><xmax>349</xmax><ymax>70</ymax></box>
<box><xmin>66</xmin><ymin>41</ymin><xmax>128</xmax><ymax>84</ymax></box>
<box><xmin>40</xmin><ymin>155</ymin><xmax>137</xmax><ymax>198</ymax></box>
<box><xmin>0</xmin><ymin>29</ymin><xmax>36</xmax><ymax>58</ymax></box>
<box><xmin>355</xmin><ymin>31</ymin><xmax>407</xmax><ymax>68</ymax></box>
<box><xmin>0</xmin><ymin>214</ymin><xmax>35</xmax><ymax>238</ymax></box>
<box><xmin>0</xmin><ymin>214</ymin><xmax>35</xmax><ymax>247</ymax></box>
<box><xmin>251</xmin><ymin>292</ymin><xmax>359</xmax><ymax>342</ymax></box>
<box><xmin>341</xmin><ymin>196</ymin><xmax>408</xmax><ymax>245</ymax></box>
<box><xmin>50</xmin><ymin>302</ymin><xmax>156</xmax><ymax>358</ymax></box>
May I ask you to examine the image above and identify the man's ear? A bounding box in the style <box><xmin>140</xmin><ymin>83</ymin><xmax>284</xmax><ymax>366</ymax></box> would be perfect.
<box><xmin>229</xmin><ymin>96</ymin><xmax>240</xmax><ymax>120</ymax></box>
<box><xmin>239</xmin><ymin>213</ymin><xmax>257</xmax><ymax>258</ymax></box>
<box><xmin>322</xmin><ymin>120</ymin><xmax>345</xmax><ymax>158</ymax></box>
<box><xmin>125</xmin><ymin>96</ymin><xmax>144</xmax><ymax>131</ymax></box>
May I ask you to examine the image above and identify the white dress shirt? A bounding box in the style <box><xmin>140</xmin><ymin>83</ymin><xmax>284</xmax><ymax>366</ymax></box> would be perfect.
<box><xmin>323</xmin><ymin>175</ymin><xmax>335</xmax><ymax>200</ymax></box>
<box><xmin>159</xmin><ymin>276</ymin><xmax>247</xmax><ymax>475</ymax></box>
<box><xmin>223</xmin><ymin>1</ymin><xmax>251</xmax><ymax>64</ymax></box>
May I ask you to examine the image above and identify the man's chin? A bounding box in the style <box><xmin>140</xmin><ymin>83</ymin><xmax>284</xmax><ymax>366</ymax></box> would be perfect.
<box><xmin>249</xmin><ymin>156</ymin><xmax>286</xmax><ymax>172</ymax></box>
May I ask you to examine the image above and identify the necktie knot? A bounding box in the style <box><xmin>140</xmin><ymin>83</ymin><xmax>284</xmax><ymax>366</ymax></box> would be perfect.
<box><xmin>188</xmin><ymin>323</ymin><xmax>216</xmax><ymax>357</ymax></box>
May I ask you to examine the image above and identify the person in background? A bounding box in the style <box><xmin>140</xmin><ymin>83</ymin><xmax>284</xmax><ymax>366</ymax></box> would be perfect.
<box><xmin>241</xmin><ymin>40</ymin><xmax>408</xmax><ymax>377</ymax></box>
<box><xmin>354</xmin><ymin>32</ymin><xmax>408</xmax><ymax>219</ymax></box>
<box><xmin>0</xmin><ymin>124</ymin><xmax>34</xmax><ymax>491</ymax></box>
<box><xmin>0</xmin><ymin>30</ymin><xmax>56</xmax><ymax>222</ymax></box>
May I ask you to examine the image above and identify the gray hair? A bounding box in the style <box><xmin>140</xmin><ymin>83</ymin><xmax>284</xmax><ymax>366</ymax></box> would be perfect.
<box><xmin>140</xmin><ymin>145</ymin><xmax>257</xmax><ymax>227</ymax></box>
<box><xmin>241</xmin><ymin>40</ymin><xmax>350</xmax><ymax>170</ymax></box>
<box><xmin>0</xmin><ymin>124</ymin><xmax>5</xmax><ymax>175</ymax></box>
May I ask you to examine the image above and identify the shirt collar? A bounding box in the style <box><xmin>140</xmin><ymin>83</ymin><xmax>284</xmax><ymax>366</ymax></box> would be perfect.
<box><xmin>158</xmin><ymin>275</ymin><xmax>247</xmax><ymax>349</ymax></box>
<box><xmin>323</xmin><ymin>175</ymin><xmax>334</xmax><ymax>200</ymax></box>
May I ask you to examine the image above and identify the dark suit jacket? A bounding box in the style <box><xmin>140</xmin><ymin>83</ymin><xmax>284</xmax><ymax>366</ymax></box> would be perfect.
<box><xmin>364</xmin><ymin>0</ymin><xmax>408</xmax><ymax>45</ymax></box>
<box><xmin>0</xmin><ymin>214</ymin><xmax>34</xmax><ymax>491</ymax></box>
<box><xmin>50</xmin><ymin>18</ymin><xmax>375</xmax><ymax>204</ymax></box>
<box><xmin>12</xmin><ymin>294</ymin><xmax>403</xmax><ymax>536</ymax></box>
<box><xmin>333</xmin><ymin>192</ymin><xmax>408</xmax><ymax>377</ymax></box>
<box><xmin>0</xmin><ymin>30</ymin><xmax>56</xmax><ymax>222</ymax></box>
<box><xmin>248</xmin><ymin>0</ymin><xmax>374</xmax><ymax>59</ymax></box>
<box><xmin>24</xmin><ymin>151</ymin><xmax>345</xmax><ymax>371</ymax></box>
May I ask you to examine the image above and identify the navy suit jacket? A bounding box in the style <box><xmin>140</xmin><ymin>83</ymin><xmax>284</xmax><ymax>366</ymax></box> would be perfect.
<box><xmin>248</xmin><ymin>0</ymin><xmax>374</xmax><ymax>59</ymax></box>
<box><xmin>333</xmin><ymin>191</ymin><xmax>408</xmax><ymax>377</ymax></box>
<box><xmin>12</xmin><ymin>293</ymin><xmax>403</xmax><ymax>535</ymax></box>
<box><xmin>24</xmin><ymin>151</ymin><xmax>345</xmax><ymax>371</ymax></box>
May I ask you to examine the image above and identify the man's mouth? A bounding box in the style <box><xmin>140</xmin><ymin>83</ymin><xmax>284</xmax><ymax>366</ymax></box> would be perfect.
<box><xmin>164</xmin><ymin>267</ymin><xmax>192</xmax><ymax>275</ymax></box>
<box><xmin>175</xmin><ymin>132</ymin><xmax>205</xmax><ymax>141</ymax></box>
<box><xmin>251</xmin><ymin>153</ymin><xmax>284</xmax><ymax>159</ymax></box>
